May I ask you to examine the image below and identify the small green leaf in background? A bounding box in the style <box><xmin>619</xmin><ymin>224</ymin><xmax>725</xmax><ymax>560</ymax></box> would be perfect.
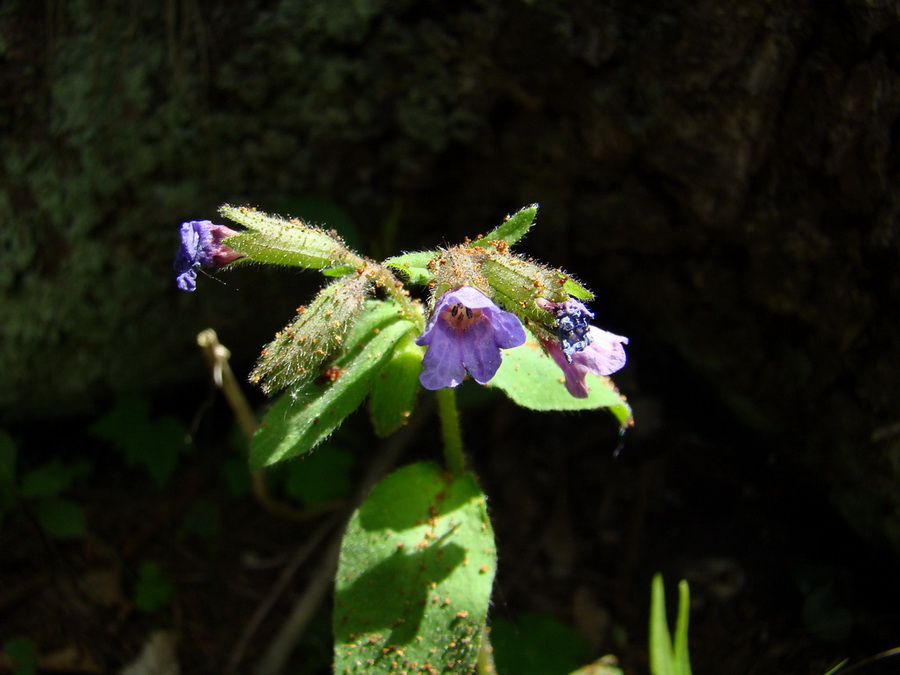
<box><xmin>488</xmin><ymin>329</ymin><xmax>632</xmax><ymax>427</ymax></box>
<box><xmin>250</xmin><ymin>301</ymin><xmax>416</xmax><ymax>469</ymax></box>
<box><xmin>35</xmin><ymin>498</ymin><xmax>87</xmax><ymax>539</ymax></box>
<box><xmin>221</xmin><ymin>456</ymin><xmax>252</xmax><ymax>497</ymax></box>
<box><xmin>134</xmin><ymin>561</ymin><xmax>175</xmax><ymax>613</ymax></box>
<box><xmin>34</xmin><ymin>497</ymin><xmax>87</xmax><ymax>539</ymax></box>
<box><xmin>333</xmin><ymin>462</ymin><xmax>496</xmax><ymax>674</ymax></box>
<box><xmin>491</xmin><ymin>612</ymin><xmax>591</xmax><ymax>675</ymax></box>
<box><xmin>470</xmin><ymin>204</ymin><xmax>538</xmax><ymax>248</ymax></box>
<box><xmin>179</xmin><ymin>500</ymin><xmax>222</xmax><ymax>542</ymax></box>
<box><xmin>91</xmin><ymin>395</ymin><xmax>188</xmax><ymax>488</ymax></box>
<box><xmin>19</xmin><ymin>459</ymin><xmax>91</xmax><ymax>499</ymax></box>
<box><xmin>3</xmin><ymin>636</ymin><xmax>37</xmax><ymax>675</ymax></box>
<box><xmin>283</xmin><ymin>443</ymin><xmax>355</xmax><ymax>506</ymax></box>
<box><xmin>368</xmin><ymin>331</ymin><xmax>423</xmax><ymax>437</ymax></box>
<box><xmin>649</xmin><ymin>574</ymin><xmax>693</xmax><ymax>675</ymax></box>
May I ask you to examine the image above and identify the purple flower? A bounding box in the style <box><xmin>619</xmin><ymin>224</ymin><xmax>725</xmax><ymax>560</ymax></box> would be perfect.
<box><xmin>544</xmin><ymin>327</ymin><xmax>628</xmax><ymax>398</ymax></box>
<box><xmin>174</xmin><ymin>220</ymin><xmax>242</xmax><ymax>291</ymax></box>
<box><xmin>415</xmin><ymin>286</ymin><xmax>526</xmax><ymax>390</ymax></box>
<box><xmin>537</xmin><ymin>297</ymin><xmax>628</xmax><ymax>398</ymax></box>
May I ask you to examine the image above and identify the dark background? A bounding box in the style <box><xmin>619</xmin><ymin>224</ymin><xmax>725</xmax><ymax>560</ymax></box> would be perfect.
<box><xmin>2</xmin><ymin>1</ymin><xmax>899</xmax><ymax>672</ymax></box>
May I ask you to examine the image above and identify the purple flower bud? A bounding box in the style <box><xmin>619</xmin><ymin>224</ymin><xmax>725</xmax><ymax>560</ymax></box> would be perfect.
<box><xmin>415</xmin><ymin>286</ymin><xmax>526</xmax><ymax>390</ymax></box>
<box><xmin>543</xmin><ymin>327</ymin><xmax>629</xmax><ymax>398</ymax></box>
<box><xmin>174</xmin><ymin>220</ymin><xmax>242</xmax><ymax>291</ymax></box>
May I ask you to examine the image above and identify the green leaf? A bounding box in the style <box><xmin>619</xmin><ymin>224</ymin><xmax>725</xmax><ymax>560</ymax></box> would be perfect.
<box><xmin>384</xmin><ymin>250</ymin><xmax>438</xmax><ymax>284</ymax></box>
<box><xmin>321</xmin><ymin>263</ymin><xmax>357</xmax><ymax>277</ymax></box>
<box><xmin>90</xmin><ymin>396</ymin><xmax>187</xmax><ymax>488</ymax></box>
<box><xmin>220</xmin><ymin>204</ymin><xmax>353</xmax><ymax>269</ymax></box>
<box><xmin>20</xmin><ymin>459</ymin><xmax>91</xmax><ymax>499</ymax></box>
<box><xmin>35</xmin><ymin>498</ymin><xmax>87</xmax><ymax>539</ymax></box>
<box><xmin>250</xmin><ymin>301</ymin><xmax>416</xmax><ymax>468</ymax></box>
<box><xmin>471</xmin><ymin>204</ymin><xmax>538</xmax><ymax>248</ymax></box>
<box><xmin>333</xmin><ymin>462</ymin><xmax>496</xmax><ymax>675</ymax></box>
<box><xmin>368</xmin><ymin>331</ymin><xmax>423</xmax><ymax>437</ymax></box>
<box><xmin>649</xmin><ymin>574</ymin><xmax>674</xmax><ymax>675</ymax></box>
<box><xmin>283</xmin><ymin>443</ymin><xmax>355</xmax><ymax>505</ymax></box>
<box><xmin>250</xmin><ymin>275</ymin><xmax>372</xmax><ymax>395</ymax></box>
<box><xmin>491</xmin><ymin>612</ymin><xmax>591</xmax><ymax>675</ymax></box>
<box><xmin>134</xmin><ymin>561</ymin><xmax>175</xmax><ymax>613</ymax></box>
<box><xmin>673</xmin><ymin>580</ymin><xmax>693</xmax><ymax>675</ymax></box>
<box><xmin>488</xmin><ymin>329</ymin><xmax>632</xmax><ymax>427</ymax></box>
<box><xmin>3</xmin><ymin>636</ymin><xmax>37</xmax><ymax>675</ymax></box>
<box><xmin>562</xmin><ymin>276</ymin><xmax>594</xmax><ymax>300</ymax></box>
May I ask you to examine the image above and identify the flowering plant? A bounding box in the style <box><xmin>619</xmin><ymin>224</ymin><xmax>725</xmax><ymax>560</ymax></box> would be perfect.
<box><xmin>176</xmin><ymin>205</ymin><xmax>631</xmax><ymax>673</ymax></box>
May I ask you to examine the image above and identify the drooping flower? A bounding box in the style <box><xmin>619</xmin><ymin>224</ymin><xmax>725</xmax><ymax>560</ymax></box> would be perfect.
<box><xmin>415</xmin><ymin>286</ymin><xmax>526</xmax><ymax>390</ymax></box>
<box><xmin>538</xmin><ymin>297</ymin><xmax>628</xmax><ymax>398</ymax></box>
<box><xmin>174</xmin><ymin>220</ymin><xmax>243</xmax><ymax>291</ymax></box>
<box><xmin>544</xmin><ymin>328</ymin><xmax>629</xmax><ymax>398</ymax></box>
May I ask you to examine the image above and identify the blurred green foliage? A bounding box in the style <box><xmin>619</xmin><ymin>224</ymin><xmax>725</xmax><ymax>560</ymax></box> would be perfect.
<box><xmin>491</xmin><ymin>612</ymin><xmax>592</xmax><ymax>675</ymax></box>
<box><xmin>90</xmin><ymin>395</ymin><xmax>189</xmax><ymax>488</ymax></box>
<box><xmin>133</xmin><ymin>561</ymin><xmax>175</xmax><ymax>613</ymax></box>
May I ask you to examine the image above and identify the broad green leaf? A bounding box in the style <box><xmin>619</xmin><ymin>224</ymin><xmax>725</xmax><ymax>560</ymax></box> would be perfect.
<box><xmin>384</xmin><ymin>250</ymin><xmax>438</xmax><ymax>284</ymax></box>
<box><xmin>368</xmin><ymin>331</ymin><xmax>424</xmax><ymax>437</ymax></box>
<box><xmin>471</xmin><ymin>204</ymin><xmax>538</xmax><ymax>248</ymax></box>
<box><xmin>488</xmin><ymin>330</ymin><xmax>632</xmax><ymax>427</ymax></box>
<box><xmin>220</xmin><ymin>204</ymin><xmax>352</xmax><ymax>269</ymax></box>
<box><xmin>334</xmin><ymin>462</ymin><xmax>496</xmax><ymax>675</ymax></box>
<box><xmin>35</xmin><ymin>498</ymin><xmax>87</xmax><ymax>539</ymax></box>
<box><xmin>250</xmin><ymin>301</ymin><xmax>416</xmax><ymax>468</ymax></box>
<box><xmin>491</xmin><ymin>612</ymin><xmax>591</xmax><ymax>675</ymax></box>
<box><xmin>649</xmin><ymin>574</ymin><xmax>674</xmax><ymax>675</ymax></box>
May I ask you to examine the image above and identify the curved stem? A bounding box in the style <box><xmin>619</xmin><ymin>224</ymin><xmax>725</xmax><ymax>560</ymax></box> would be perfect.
<box><xmin>436</xmin><ymin>387</ymin><xmax>466</xmax><ymax>476</ymax></box>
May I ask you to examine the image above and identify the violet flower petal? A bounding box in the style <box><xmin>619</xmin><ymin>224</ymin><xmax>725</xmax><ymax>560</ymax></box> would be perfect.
<box><xmin>174</xmin><ymin>220</ymin><xmax>240</xmax><ymax>292</ymax></box>
<box><xmin>415</xmin><ymin>286</ymin><xmax>526</xmax><ymax>390</ymax></box>
<box><xmin>547</xmin><ymin>326</ymin><xmax>628</xmax><ymax>398</ymax></box>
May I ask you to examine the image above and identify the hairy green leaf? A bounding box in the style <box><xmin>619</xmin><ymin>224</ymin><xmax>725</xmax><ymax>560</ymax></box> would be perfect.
<box><xmin>250</xmin><ymin>274</ymin><xmax>372</xmax><ymax>395</ymax></box>
<box><xmin>488</xmin><ymin>330</ymin><xmax>632</xmax><ymax>427</ymax></box>
<box><xmin>220</xmin><ymin>204</ymin><xmax>353</xmax><ymax>269</ymax></box>
<box><xmin>334</xmin><ymin>462</ymin><xmax>496</xmax><ymax>675</ymax></box>
<box><xmin>471</xmin><ymin>204</ymin><xmax>538</xmax><ymax>248</ymax></box>
<box><xmin>250</xmin><ymin>301</ymin><xmax>416</xmax><ymax>468</ymax></box>
<box><xmin>384</xmin><ymin>250</ymin><xmax>438</xmax><ymax>284</ymax></box>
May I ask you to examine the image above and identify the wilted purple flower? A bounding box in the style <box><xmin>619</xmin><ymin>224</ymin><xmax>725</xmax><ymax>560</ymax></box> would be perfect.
<box><xmin>537</xmin><ymin>297</ymin><xmax>628</xmax><ymax>397</ymax></box>
<box><xmin>174</xmin><ymin>220</ymin><xmax>242</xmax><ymax>291</ymax></box>
<box><xmin>544</xmin><ymin>327</ymin><xmax>628</xmax><ymax>398</ymax></box>
<box><xmin>415</xmin><ymin>286</ymin><xmax>526</xmax><ymax>390</ymax></box>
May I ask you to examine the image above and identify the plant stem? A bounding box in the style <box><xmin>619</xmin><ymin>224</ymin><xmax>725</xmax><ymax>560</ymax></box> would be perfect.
<box><xmin>436</xmin><ymin>387</ymin><xmax>466</xmax><ymax>476</ymax></box>
<box><xmin>476</xmin><ymin>629</ymin><xmax>497</xmax><ymax>675</ymax></box>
